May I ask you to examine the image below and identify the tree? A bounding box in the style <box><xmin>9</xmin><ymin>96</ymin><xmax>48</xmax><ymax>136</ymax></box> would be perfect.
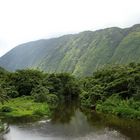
<box><xmin>31</xmin><ymin>85</ymin><xmax>49</xmax><ymax>102</ymax></box>
<box><xmin>9</xmin><ymin>69</ymin><xmax>44</xmax><ymax>96</ymax></box>
<box><xmin>0</xmin><ymin>86</ymin><xmax>8</xmax><ymax>104</ymax></box>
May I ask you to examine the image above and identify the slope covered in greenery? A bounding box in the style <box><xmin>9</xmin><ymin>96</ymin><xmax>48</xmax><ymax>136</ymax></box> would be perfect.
<box><xmin>1</xmin><ymin>24</ymin><xmax>140</xmax><ymax>76</ymax></box>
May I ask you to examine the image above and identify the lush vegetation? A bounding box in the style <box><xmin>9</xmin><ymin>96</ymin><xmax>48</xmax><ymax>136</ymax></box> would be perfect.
<box><xmin>1</xmin><ymin>24</ymin><xmax>140</xmax><ymax>76</ymax></box>
<box><xmin>0</xmin><ymin>97</ymin><xmax>50</xmax><ymax>118</ymax></box>
<box><xmin>0</xmin><ymin>63</ymin><xmax>140</xmax><ymax>121</ymax></box>
<box><xmin>80</xmin><ymin>63</ymin><xmax>140</xmax><ymax>119</ymax></box>
<box><xmin>0</xmin><ymin>68</ymin><xmax>80</xmax><ymax>119</ymax></box>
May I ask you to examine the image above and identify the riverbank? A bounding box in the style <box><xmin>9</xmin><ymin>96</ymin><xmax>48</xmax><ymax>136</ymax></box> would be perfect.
<box><xmin>0</xmin><ymin>96</ymin><xmax>140</xmax><ymax>121</ymax></box>
<box><xmin>96</xmin><ymin>96</ymin><xmax>140</xmax><ymax>120</ymax></box>
<box><xmin>80</xmin><ymin>63</ymin><xmax>140</xmax><ymax>120</ymax></box>
<box><xmin>1</xmin><ymin>64</ymin><xmax>140</xmax><ymax>121</ymax></box>
<box><xmin>0</xmin><ymin>97</ymin><xmax>51</xmax><ymax>120</ymax></box>
<box><xmin>2</xmin><ymin>107</ymin><xmax>140</xmax><ymax>140</ymax></box>
<box><xmin>80</xmin><ymin>95</ymin><xmax>140</xmax><ymax>120</ymax></box>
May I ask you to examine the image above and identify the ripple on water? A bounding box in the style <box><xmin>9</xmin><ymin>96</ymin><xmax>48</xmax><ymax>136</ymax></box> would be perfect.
<box><xmin>1</xmin><ymin>109</ymin><xmax>132</xmax><ymax>140</ymax></box>
<box><xmin>2</xmin><ymin>125</ymin><xmax>128</xmax><ymax>140</ymax></box>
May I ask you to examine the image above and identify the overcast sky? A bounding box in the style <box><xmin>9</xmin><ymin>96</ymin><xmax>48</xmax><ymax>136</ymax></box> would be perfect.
<box><xmin>0</xmin><ymin>0</ymin><xmax>140</xmax><ymax>56</ymax></box>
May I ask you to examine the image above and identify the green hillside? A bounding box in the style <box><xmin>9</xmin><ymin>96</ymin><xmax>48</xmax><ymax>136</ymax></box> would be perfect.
<box><xmin>1</xmin><ymin>24</ymin><xmax>140</xmax><ymax>76</ymax></box>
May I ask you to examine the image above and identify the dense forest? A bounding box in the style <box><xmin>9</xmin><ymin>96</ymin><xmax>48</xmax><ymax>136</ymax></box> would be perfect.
<box><xmin>0</xmin><ymin>63</ymin><xmax>140</xmax><ymax>120</ymax></box>
<box><xmin>0</xmin><ymin>67</ymin><xmax>80</xmax><ymax>119</ymax></box>
<box><xmin>80</xmin><ymin>63</ymin><xmax>140</xmax><ymax>119</ymax></box>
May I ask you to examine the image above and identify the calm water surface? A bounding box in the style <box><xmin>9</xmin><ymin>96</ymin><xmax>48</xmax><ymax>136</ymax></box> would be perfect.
<box><xmin>1</xmin><ymin>102</ymin><xmax>140</xmax><ymax>140</ymax></box>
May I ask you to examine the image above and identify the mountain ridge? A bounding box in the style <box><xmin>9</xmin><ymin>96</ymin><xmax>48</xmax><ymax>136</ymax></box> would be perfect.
<box><xmin>1</xmin><ymin>24</ymin><xmax>140</xmax><ymax>76</ymax></box>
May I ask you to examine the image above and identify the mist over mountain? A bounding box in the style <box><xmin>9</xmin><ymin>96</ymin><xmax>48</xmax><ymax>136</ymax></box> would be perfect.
<box><xmin>1</xmin><ymin>24</ymin><xmax>140</xmax><ymax>76</ymax></box>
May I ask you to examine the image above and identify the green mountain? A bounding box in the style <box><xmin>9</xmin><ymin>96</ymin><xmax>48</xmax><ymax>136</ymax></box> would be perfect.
<box><xmin>0</xmin><ymin>66</ymin><xmax>6</xmax><ymax>73</ymax></box>
<box><xmin>1</xmin><ymin>24</ymin><xmax>140</xmax><ymax>76</ymax></box>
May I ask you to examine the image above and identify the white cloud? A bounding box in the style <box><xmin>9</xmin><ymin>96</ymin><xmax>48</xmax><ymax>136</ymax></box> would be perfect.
<box><xmin>0</xmin><ymin>0</ymin><xmax>140</xmax><ymax>56</ymax></box>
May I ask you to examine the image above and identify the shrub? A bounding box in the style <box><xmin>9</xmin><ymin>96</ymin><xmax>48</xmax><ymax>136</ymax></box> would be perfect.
<box><xmin>33</xmin><ymin>92</ymin><xmax>48</xmax><ymax>102</ymax></box>
<box><xmin>33</xmin><ymin>109</ymin><xmax>45</xmax><ymax>116</ymax></box>
<box><xmin>9</xmin><ymin>69</ymin><xmax>44</xmax><ymax>96</ymax></box>
<box><xmin>6</xmin><ymin>86</ymin><xmax>19</xmax><ymax>98</ymax></box>
<box><xmin>31</xmin><ymin>85</ymin><xmax>49</xmax><ymax>102</ymax></box>
<box><xmin>80</xmin><ymin>91</ymin><xmax>91</xmax><ymax>107</ymax></box>
<box><xmin>1</xmin><ymin>106</ymin><xmax>13</xmax><ymax>112</ymax></box>
<box><xmin>46</xmin><ymin>94</ymin><xmax>59</xmax><ymax>105</ymax></box>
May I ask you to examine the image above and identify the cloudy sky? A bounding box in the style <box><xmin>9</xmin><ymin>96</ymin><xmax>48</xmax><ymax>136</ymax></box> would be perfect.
<box><xmin>0</xmin><ymin>0</ymin><xmax>140</xmax><ymax>56</ymax></box>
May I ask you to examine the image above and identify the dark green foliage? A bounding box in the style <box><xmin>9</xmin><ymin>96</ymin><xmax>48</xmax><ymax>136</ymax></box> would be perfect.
<box><xmin>31</xmin><ymin>85</ymin><xmax>49</xmax><ymax>102</ymax></box>
<box><xmin>8</xmin><ymin>69</ymin><xmax>44</xmax><ymax>96</ymax></box>
<box><xmin>1</xmin><ymin>63</ymin><xmax>140</xmax><ymax>119</ymax></box>
<box><xmin>0</xmin><ymin>67</ymin><xmax>9</xmax><ymax>103</ymax></box>
<box><xmin>80</xmin><ymin>91</ymin><xmax>91</xmax><ymax>107</ymax></box>
<box><xmin>1</xmin><ymin>106</ymin><xmax>13</xmax><ymax>112</ymax></box>
<box><xmin>45</xmin><ymin>73</ymin><xmax>81</xmax><ymax>99</ymax></box>
<box><xmin>0</xmin><ymin>68</ymin><xmax>80</xmax><ymax>103</ymax></box>
<box><xmin>6</xmin><ymin>86</ymin><xmax>19</xmax><ymax>98</ymax></box>
<box><xmin>46</xmin><ymin>94</ymin><xmax>58</xmax><ymax>106</ymax></box>
<box><xmin>0</xmin><ymin>86</ymin><xmax>8</xmax><ymax>104</ymax></box>
<box><xmin>0</xmin><ymin>67</ymin><xmax>7</xmax><ymax>75</ymax></box>
<box><xmin>82</xmin><ymin>64</ymin><xmax>140</xmax><ymax>100</ymax></box>
<box><xmin>80</xmin><ymin>63</ymin><xmax>140</xmax><ymax>119</ymax></box>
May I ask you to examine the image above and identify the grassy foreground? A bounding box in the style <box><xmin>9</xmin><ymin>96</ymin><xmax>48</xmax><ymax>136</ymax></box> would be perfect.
<box><xmin>96</xmin><ymin>96</ymin><xmax>140</xmax><ymax>119</ymax></box>
<box><xmin>0</xmin><ymin>97</ymin><xmax>50</xmax><ymax>119</ymax></box>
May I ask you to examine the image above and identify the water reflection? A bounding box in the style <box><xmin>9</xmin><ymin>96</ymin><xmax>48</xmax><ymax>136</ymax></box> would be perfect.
<box><xmin>82</xmin><ymin>109</ymin><xmax>140</xmax><ymax>140</ymax></box>
<box><xmin>1</xmin><ymin>100</ymin><xmax>140</xmax><ymax>140</ymax></box>
<box><xmin>51</xmin><ymin>100</ymin><xmax>79</xmax><ymax>124</ymax></box>
<box><xmin>2</xmin><ymin>110</ymin><xmax>127</xmax><ymax>140</ymax></box>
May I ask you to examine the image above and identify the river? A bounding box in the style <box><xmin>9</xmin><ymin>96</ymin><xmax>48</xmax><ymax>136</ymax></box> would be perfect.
<box><xmin>1</xmin><ymin>101</ymin><xmax>140</xmax><ymax>140</ymax></box>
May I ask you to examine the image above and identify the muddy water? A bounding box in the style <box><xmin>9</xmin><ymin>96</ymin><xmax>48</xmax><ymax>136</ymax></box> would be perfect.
<box><xmin>2</xmin><ymin>102</ymin><xmax>140</xmax><ymax>140</ymax></box>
